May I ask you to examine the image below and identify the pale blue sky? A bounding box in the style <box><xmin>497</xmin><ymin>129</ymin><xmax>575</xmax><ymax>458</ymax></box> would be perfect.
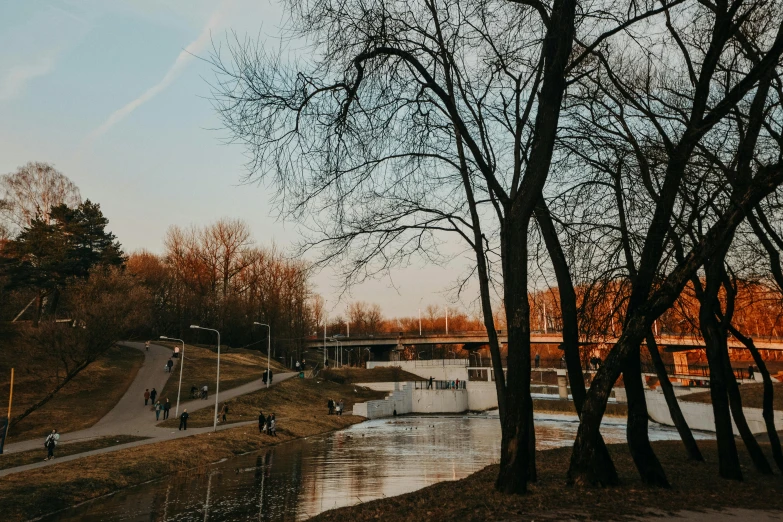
<box><xmin>0</xmin><ymin>0</ymin><xmax>471</xmax><ymax>318</ymax></box>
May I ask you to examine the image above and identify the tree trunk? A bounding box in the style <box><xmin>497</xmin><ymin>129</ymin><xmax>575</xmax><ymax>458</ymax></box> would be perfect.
<box><xmin>700</xmin><ymin>294</ymin><xmax>742</xmax><ymax>480</ymax></box>
<box><xmin>720</xmin><ymin>346</ymin><xmax>772</xmax><ymax>474</ymax></box>
<box><xmin>729</xmin><ymin>325</ymin><xmax>783</xmax><ymax>472</ymax></box>
<box><xmin>622</xmin><ymin>345</ymin><xmax>670</xmax><ymax>487</ymax></box>
<box><xmin>496</xmin><ymin>214</ymin><xmax>534</xmax><ymax>494</ymax></box>
<box><xmin>645</xmin><ymin>333</ymin><xmax>703</xmax><ymax>461</ymax></box>
<box><xmin>535</xmin><ymin>198</ymin><xmax>618</xmax><ymax>483</ymax></box>
<box><xmin>33</xmin><ymin>290</ymin><xmax>44</xmax><ymax>327</ymax></box>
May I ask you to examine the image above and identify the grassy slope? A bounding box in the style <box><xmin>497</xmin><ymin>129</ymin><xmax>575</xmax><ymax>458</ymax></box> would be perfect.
<box><xmin>321</xmin><ymin>366</ymin><xmax>424</xmax><ymax>384</ymax></box>
<box><xmin>0</xmin><ymin>378</ymin><xmax>385</xmax><ymax>520</ymax></box>
<box><xmin>0</xmin><ymin>344</ymin><xmax>144</xmax><ymax>442</ymax></box>
<box><xmin>156</xmin><ymin>343</ymin><xmax>289</xmax><ymax>400</ymax></box>
<box><xmin>159</xmin><ymin>374</ymin><xmax>386</xmax><ymax>428</ymax></box>
<box><xmin>312</xmin><ymin>440</ymin><xmax>783</xmax><ymax>522</ymax></box>
<box><xmin>683</xmin><ymin>382</ymin><xmax>783</xmax><ymax>410</ymax></box>
<box><xmin>0</xmin><ymin>435</ymin><xmax>147</xmax><ymax>470</ymax></box>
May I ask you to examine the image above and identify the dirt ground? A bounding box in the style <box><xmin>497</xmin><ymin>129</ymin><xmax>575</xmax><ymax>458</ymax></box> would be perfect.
<box><xmin>320</xmin><ymin>366</ymin><xmax>423</xmax><ymax>384</ymax></box>
<box><xmin>311</xmin><ymin>440</ymin><xmax>783</xmax><ymax>522</ymax></box>
<box><xmin>0</xmin><ymin>344</ymin><xmax>144</xmax><ymax>441</ymax></box>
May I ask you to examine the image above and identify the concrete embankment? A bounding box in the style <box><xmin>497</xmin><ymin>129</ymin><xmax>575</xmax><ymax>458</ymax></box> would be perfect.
<box><xmin>645</xmin><ymin>389</ymin><xmax>783</xmax><ymax>435</ymax></box>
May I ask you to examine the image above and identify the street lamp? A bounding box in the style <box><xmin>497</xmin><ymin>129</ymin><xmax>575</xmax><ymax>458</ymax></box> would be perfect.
<box><xmin>364</xmin><ymin>347</ymin><xmax>371</xmax><ymax>363</ymax></box>
<box><xmin>190</xmin><ymin>325</ymin><xmax>221</xmax><ymax>432</ymax></box>
<box><xmin>253</xmin><ymin>322</ymin><xmax>271</xmax><ymax>389</ymax></box>
<box><xmin>159</xmin><ymin>336</ymin><xmax>186</xmax><ymax>418</ymax></box>
<box><xmin>327</xmin><ymin>338</ymin><xmax>342</xmax><ymax>368</ymax></box>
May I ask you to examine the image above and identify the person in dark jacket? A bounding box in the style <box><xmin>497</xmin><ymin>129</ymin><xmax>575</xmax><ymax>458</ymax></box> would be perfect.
<box><xmin>163</xmin><ymin>398</ymin><xmax>171</xmax><ymax>419</ymax></box>
<box><xmin>258</xmin><ymin>411</ymin><xmax>265</xmax><ymax>433</ymax></box>
<box><xmin>179</xmin><ymin>409</ymin><xmax>189</xmax><ymax>430</ymax></box>
<box><xmin>266</xmin><ymin>414</ymin><xmax>273</xmax><ymax>435</ymax></box>
<box><xmin>222</xmin><ymin>404</ymin><xmax>229</xmax><ymax>423</ymax></box>
<box><xmin>150</xmin><ymin>388</ymin><xmax>157</xmax><ymax>404</ymax></box>
<box><xmin>166</xmin><ymin>358</ymin><xmax>174</xmax><ymax>373</ymax></box>
<box><xmin>144</xmin><ymin>389</ymin><xmax>150</xmax><ymax>405</ymax></box>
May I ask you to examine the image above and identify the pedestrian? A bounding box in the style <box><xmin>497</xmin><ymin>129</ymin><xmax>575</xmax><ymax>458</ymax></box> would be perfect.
<box><xmin>150</xmin><ymin>387</ymin><xmax>157</xmax><ymax>404</ymax></box>
<box><xmin>427</xmin><ymin>376</ymin><xmax>433</xmax><ymax>389</ymax></box>
<box><xmin>163</xmin><ymin>398</ymin><xmax>171</xmax><ymax>420</ymax></box>
<box><xmin>202</xmin><ymin>384</ymin><xmax>208</xmax><ymax>400</ymax></box>
<box><xmin>222</xmin><ymin>404</ymin><xmax>229</xmax><ymax>423</ymax></box>
<box><xmin>145</xmin><ymin>341</ymin><xmax>150</xmax><ymax>351</ymax></box>
<box><xmin>190</xmin><ymin>385</ymin><xmax>198</xmax><ymax>399</ymax></box>
<box><xmin>174</xmin><ymin>345</ymin><xmax>180</xmax><ymax>358</ymax></box>
<box><xmin>456</xmin><ymin>378</ymin><xmax>460</xmax><ymax>389</ymax></box>
<box><xmin>44</xmin><ymin>429</ymin><xmax>59</xmax><ymax>461</ymax></box>
<box><xmin>258</xmin><ymin>411</ymin><xmax>265</xmax><ymax>433</ymax></box>
<box><xmin>154</xmin><ymin>400</ymin><xmax>162</xmax><ymax>421</ymax></box>
<box><xmin>268</xmin><ymin>369</ymin><xmax>273</xmax><ymax>384</ymax></box>
<box><xmin>338</xmin><ymin>399</ymin><xmax>345</xmax><ymax>416</ymax></box>
<box><xmin>166</xmin><ymin>358</ymin><xmax>174</xmax><ymax>373</ymax></box>
<box><xmin>327</xmin><ymin>398</ymin><xmax>334</xmax><ymax>415</ymax></box>
<box><xmin>144</xmin><ymin>389</ymin><xmax>150</xmax><ymax>406</ymax></box>
<box><xmin>749</xmin><ymin>365</ymin><xmax>755</xmax><ymax>380</ymax></box>
<box><xmin>269</xmin><ymin>414</ymin><xmax>277</xmax><ymax>436</ymax></box>
<box><xmin>295</xmin><ymin>360</ymin><xmax>301</xmax><ymax>372</ymax></box>
<box><xmin>262</xmin><ymin>370</ymin><xmax>267</xmax><ymax>385</ymax></box>
<box><xmin>179</xmin><ymin>409</ymin><xmax>189</xmax><ymax>430</ymax></box>
<box><xmin>534</xmin><ymin>353</ymin><xmax>540</xmax><ymax>368</ymax></box>
<box><xmin>266</xmin><ymin>414</ymin><xmax>273</xmax><ymax>435</ymax></box>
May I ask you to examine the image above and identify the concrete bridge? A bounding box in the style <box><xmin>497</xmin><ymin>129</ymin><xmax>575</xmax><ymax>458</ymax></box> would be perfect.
<box><xmin>304</xmin><ymin>331</ymin><xmax>783</xmax><ymax>351</ymax></box>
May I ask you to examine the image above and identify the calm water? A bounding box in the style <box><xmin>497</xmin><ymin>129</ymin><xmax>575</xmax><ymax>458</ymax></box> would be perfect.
<box><xmin>44</xmin><ymin>412</ymin><xmax>713</xmax><ymax>521</ymax></box>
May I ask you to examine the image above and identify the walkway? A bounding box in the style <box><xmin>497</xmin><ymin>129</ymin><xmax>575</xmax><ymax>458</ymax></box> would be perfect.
<box><xmin>0</xmin><ymin>342</ymin><xmax>295</xmax><ymax>477</ymax></box>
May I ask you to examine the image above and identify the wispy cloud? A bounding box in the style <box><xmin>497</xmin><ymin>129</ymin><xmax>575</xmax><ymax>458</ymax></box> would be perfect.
<box><xmin>84</xmin><ymin>0</ymin><xmax>231</xmax><ymax>145</ymax></box>
<box><xmin>0</xmin><ymin>53</ymin><xmax>58</xmax><ymax>101</ymax></box>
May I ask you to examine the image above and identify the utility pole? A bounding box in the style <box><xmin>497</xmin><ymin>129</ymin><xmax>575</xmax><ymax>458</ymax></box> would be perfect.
<box><xmin>445</xmin><ymin>306</ymin><xmax>449</xmax><ymax>335</ymax></box>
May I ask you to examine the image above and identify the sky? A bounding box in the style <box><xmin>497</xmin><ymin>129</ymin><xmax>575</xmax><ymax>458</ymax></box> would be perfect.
<box><xmin>0</xmin><ymin>0</ymin><xmax>475</xmax><ymax>318</ymax></box>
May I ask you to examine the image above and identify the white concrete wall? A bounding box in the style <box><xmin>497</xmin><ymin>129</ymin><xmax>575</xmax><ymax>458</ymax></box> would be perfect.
<box><xmin>412</xmin><ymin>388</ymin><xmax>468</xmax><ymax>413</ymax></box>
<box><xmin>367</xmin><ymin>360</ymin><xmax>469</xmax><ymax>382</ymax></box>
<box><xmin>352</xmin><ymin>382</ymin><xmax>413</xmax><ymax>419</ymax></box>
<box><xmin>645</xmin><ymin>389</ymin><xmax>783</xmax><ymax>435</ymax></box>
<box><xmin>467</xmin><ymin>381</ymin><xmax>499</xmax><ymax>411</ymax></box>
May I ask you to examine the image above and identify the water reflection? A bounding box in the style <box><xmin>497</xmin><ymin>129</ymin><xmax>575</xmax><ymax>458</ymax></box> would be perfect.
<box><xmin>45</xmin><ymin>412</ymin><xmax>712</xmax><ymax>522</ymax></box>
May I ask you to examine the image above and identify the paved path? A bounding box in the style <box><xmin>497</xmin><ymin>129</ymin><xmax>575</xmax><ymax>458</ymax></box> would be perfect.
<box><xmin>0</xmin><ymin>342</ymin><xmax>295</xmax><ymax>476</ymax></box>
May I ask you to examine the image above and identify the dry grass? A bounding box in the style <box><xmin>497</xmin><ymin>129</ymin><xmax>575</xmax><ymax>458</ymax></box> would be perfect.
<box><xmin>157</xmin><ymin>343</ymin><xmax>288</xmax><ymax>400</ymax></box>
<box><xmin>159</xmin><ymin>375</ymin><xmax>387</xmax><ymax>428</ymax></box>
<box><xmin>0</xmin><ymin>435</ymin><xmax>147</xmax><ymax>470</ymax></box>
<box><xmin>533</xmin><ymin>398</ymin><xmax>628</xmax><ymax>417</ymax></box>
<box><xmin>0</xmin><ymin>378</ymin><xmax>385</xmax><ymax>520</ymax></box>
<box><xmin>312</xmin><ymin>440</ymin><xmax>783</xmax><ymax>522</ymax></box>
<box><xmin>0</xmin><ymin>344</ymin><xmax>144</xmax><ymax>442</ymax></box>
<box><xmin>321</xmin><ymin>366</ymin><xmax>423</xmax><ymax>384</ymax></box>
<box><xmin>683</xmin><ymin>382</ymin><xmax>783</xmax><ymax>410</ymax></box>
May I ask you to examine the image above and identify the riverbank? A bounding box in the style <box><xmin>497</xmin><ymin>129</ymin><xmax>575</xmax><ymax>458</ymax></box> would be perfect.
<box><xmin>0</xmin><ymin>378</ymin><xmax>385</xmax><ymax>521</ymax></box>
<box><xmin>310</xmin><ymin>440</ymin><xmax>782</xmax><ymax>522</ymax></box>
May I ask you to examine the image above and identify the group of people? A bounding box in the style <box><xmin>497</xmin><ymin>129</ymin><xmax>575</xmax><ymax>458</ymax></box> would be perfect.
<box><xmin>327</xmin><ymin>398</ymin><xmax>345</xmax><ymax>415</ymax></box>
<box><xmin>294</xmin><ymin>359</ymin><xmax>307</xmax><ymax>377</ymax></box>
<box><xmin>258</xmin><ymin>411</ymin><xmax>277</xmax><ymax>436</ymax></box>
<box><xmin>262</xmin><ymin>369</ymin><xmax>274</xmax><ymax>385</ymax></box>
<box><xmin>144</xmin><ymin>389</ymin><xmax>172</xmax><ymax>420</ymax></box>
<box><xmin>189</xmin><ymin>384</ymin><xmax>209</xmax><ymax>399</ymax></box>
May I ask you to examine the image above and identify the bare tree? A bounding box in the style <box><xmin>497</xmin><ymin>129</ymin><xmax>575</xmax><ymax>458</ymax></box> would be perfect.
<box><xmin>0</xmin><ymin>162</ymin><xmax>81</xmax><ymax>233</ymax></box>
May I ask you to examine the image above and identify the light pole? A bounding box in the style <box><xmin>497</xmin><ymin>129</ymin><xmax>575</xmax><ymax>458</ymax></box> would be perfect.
<box><xmin>190</xmin><ymin>325</ymin><xmax>220</xmax><ymax>432</ymax></box>
<box><xmin>445</xmin><ymin>306</ymin><xmax>449</xmax><ymax>335</ymax></box>
<box><xmin>253</xmin><ymin>322</ymin><xmax>271</xmax><ymax>389</ymax></box>
<box><xmin>364</xmin><ymin>347</ymin><xmax>371</xmax><ymax>363</ymax></box>
<box><xmin>160</xmin><ymin>336</ymin><xmax>186</xmax><ymax>418</ymax></box>
<box><xmin>327</xmin><ymin>338</ymin><xmax>342</xmax><ymax>368</ymax></box>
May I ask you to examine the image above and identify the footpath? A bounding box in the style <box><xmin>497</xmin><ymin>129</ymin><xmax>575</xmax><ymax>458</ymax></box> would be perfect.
<box><xmin>0</xmin><ymin>342</ymin><xmax>294</xmax><ymax>477</ymax></box>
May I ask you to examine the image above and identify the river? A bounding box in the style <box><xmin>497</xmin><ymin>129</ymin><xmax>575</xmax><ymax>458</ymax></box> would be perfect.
<box><xmin>44</xmin><ymin>411</ymin><xmax>713</xmax><ymax>521</ymax></box>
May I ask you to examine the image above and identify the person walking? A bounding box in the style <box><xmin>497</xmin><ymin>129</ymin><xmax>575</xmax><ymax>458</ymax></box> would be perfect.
<box><xmin>174</xmin><ymin>345</ymin><xmax>180</xmax><ymax>358</ymax></box>
<box><xmin>338</xmin><ymin>399</ymin><xmax>345</xmax><ymax>416</ymax></box>
<box><xmin>258</xmin><ymin>411</ymin><xmax>265</xmax><ymax>433</ymax></box>
<box><xmin>262</xmin><ymin>370</ymin><xmax>267</xmax><ymax>385</ymax></box>
<box><xmin>150</xmin><ymin>387</ymin><xmax>157</xmax><ymax>404</ymax></box>
<box><xmin>222</xmin><ymin>404</ymin><xmax>229</xmax><ymax>424</ymax></box>
<box><xmin>154</xmin><ymin>400</ymin><xmax>162</xmax><ymax>421</ymax></box>
<box><xmin>266</xmin><ymin>414</ymin><xmax>273</xmax><ymax>435</ymax></box>
<box><xmin>163</xmin><ymin>398</ymin><xmax>171</xmax><ymax>420</ymax></box>
<box><xmin>44</xmin><ymin>429</ymin><xmax>59</xmax><ymax>461</ymax></box>
<box><xmin>166</xmin><ymin>358</ymin><xmax>174</xmax><ymax>373</ymax></box>
<box><xmin>327</xmin><ymin>399</ymin><xmax>334</xmax><ymax>415</ymax></box>
<box><xmin>269</xmin><ymin>414</ymin><xmax>277</xmax><ymax>437</ymax></box>
<box><xmin>534</xmin><ymin>353</ymin><xmax>540</xmax><ymax>369</ymax></box>
<box><xmin>145</xmin><ymin>341</ymin><xmax>150</xmax><ymax>352</ymax></box>
<box><xmin>427</xmin><ymin>376</ymin><xmax>433</xmax><ymax>389</ymax></box>
<box><xmin>179</xmin><ymin>409</ymin><xmax>189</xmax><ymax>430</ymax></box>
<box><xmin>268</xmin><ymin>369</ymin><xmax>274</xmax><ymax>384</ymax></box>
<box><xmin>295</xmin><ymin>360</ymin><xmax>301</xmax><ymax>372</ymax></box>
<box><xmin>202</xmin><ymin>384</ymin><xmax>208</xmax><ymax>400</ymax></box>
<box><xmin>144</xmin><ymin>389</ymin><xmax>150</xmax><ymax>406</ymax></box>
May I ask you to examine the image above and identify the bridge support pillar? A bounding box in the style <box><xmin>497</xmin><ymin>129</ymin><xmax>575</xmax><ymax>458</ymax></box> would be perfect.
<box><xmin>556</xmin><ymin>369</ymin><xmax>568</xmax><ymax>400</ymax></box>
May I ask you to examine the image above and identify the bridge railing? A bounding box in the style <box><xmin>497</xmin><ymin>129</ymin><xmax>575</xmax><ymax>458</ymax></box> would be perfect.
<box><xmin>414</xmin><ymin>358</ymin><xmax>469</xmax><ymax>367</ymax></box>
<box><xmin>412</xmin><ymin>380</ymin><xmax>467</xmax><ymax>390</ymax></box>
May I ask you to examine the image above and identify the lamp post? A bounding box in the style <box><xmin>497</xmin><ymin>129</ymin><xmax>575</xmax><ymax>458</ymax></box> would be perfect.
<box><xmin>190</xmin><ymin>325</ymin><xmax>220</xmax><ymax>432</ymax></box>
<box><xmin>159</xmin><ymin>336</ymin><xmax>186</xmax><ymax>418</ymax></box>
<box><xmin>253</xmin><ymin>322</ymin><xmax>271</xmax><ymax>389</ymax></box>
<box><xmin>327</xmin><ymin>338</ymin><xmax>342</xmax><ymax>368</ymax></box>
<box><xmin>364</xmin><ymin>347</ymin><xmax>371</xmax><ymax>364</ymax></box>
